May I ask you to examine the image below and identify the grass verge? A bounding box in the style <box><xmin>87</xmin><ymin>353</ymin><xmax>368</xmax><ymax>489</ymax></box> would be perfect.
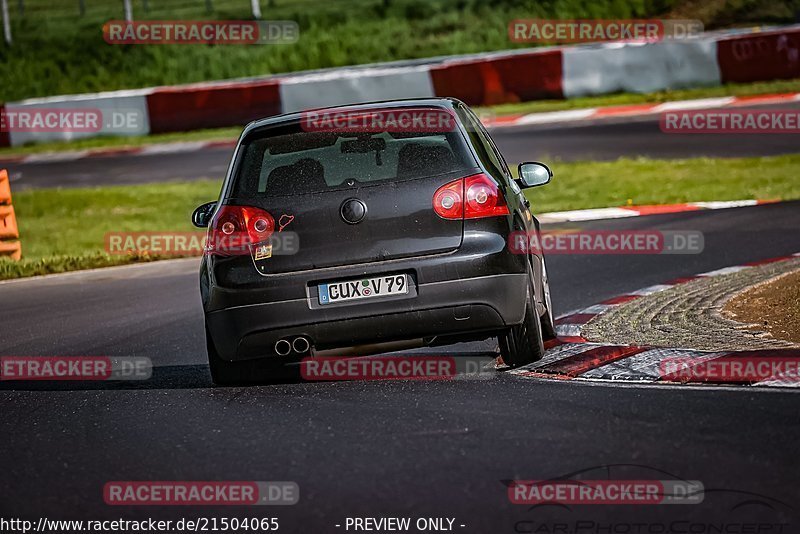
<box><xmin>523</xmin><ymin>154</ymin><xmax>800</xmax><ymax>210</ymax></box>
<box><xmin>2</xmin><ymin>154</ymin><xmax>799</xmax><ymax>280</ymax></box>
<box><xmin>0</xmin><ymin>180</ymin><xmax>220</xmax><ymax>280</ymax></box>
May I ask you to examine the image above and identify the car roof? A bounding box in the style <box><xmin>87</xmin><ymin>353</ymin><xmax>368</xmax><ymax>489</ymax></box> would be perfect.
<box><xmin>242</xmin><ymin>97</ymin><xmax>464</xmax><ymax>134</ymax></box>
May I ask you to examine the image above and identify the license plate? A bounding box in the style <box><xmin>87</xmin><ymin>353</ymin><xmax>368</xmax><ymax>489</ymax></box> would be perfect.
<box><xmin>318</xmin><ymin>274</ymin><xmax>408</xmax><ymax>305</ymax></box>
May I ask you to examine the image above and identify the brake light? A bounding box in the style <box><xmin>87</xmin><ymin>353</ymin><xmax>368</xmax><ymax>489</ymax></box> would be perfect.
<box><xmin>208</xmin><ymin>205</ymin><xmax>274</xmax><ymax>255</ymax></box>
<box><xmin>464</xmin><ymin>173</ymin><xmax>509</xmax><ymax>218</ymax></box>
<box><xmin>432</xmin><ymin>173</ymin><xmax>509</xmax><ymax>220</ymax></box>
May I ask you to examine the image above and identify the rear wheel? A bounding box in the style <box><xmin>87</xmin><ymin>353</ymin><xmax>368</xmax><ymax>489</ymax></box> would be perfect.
<box><xmin>499</xmin><ymin>283</ymin><xmax>545</xmax><ymax>368</ymax></box>
<box><xmin>540</xmin><ymin>258</ymin><xmax>557</xmax><ymax>340</ymax></box>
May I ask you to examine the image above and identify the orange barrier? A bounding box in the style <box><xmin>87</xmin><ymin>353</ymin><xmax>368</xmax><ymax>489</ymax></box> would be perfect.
<box><xmin>0</xmin><ymin>169</ymin><xmax>21</xmax><ymax>260</ymax></box>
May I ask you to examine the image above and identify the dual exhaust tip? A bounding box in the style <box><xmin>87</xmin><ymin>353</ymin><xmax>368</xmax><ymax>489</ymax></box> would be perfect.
<box><xmin>275</xmin><ymin>336</ymin><xmax>310</xmax><ymax>356</ymax></box>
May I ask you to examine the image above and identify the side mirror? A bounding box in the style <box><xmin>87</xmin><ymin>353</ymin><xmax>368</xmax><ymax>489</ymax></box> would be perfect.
<box><xmin>192</xmin><ymin>201</ymin><xmax>217</xmax><ymax>228</ymax></box>
<box><xmin>517</xmin><ymin>162</ymin><xmax>553</xmax><ymax>188</ymax></box>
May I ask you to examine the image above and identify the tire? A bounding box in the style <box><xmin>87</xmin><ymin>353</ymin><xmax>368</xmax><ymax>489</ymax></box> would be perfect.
<box><xmin>206</xmin><ymin>327</ymin><xmax>300</xmax><ymax>386</ymax></box>
<box><xmin>499</xmin><ymin>282</ymin><xmax>545</xmax><ymax>368</ymax></box>
<box><xmin>540</xmin><ymin>258</ymin><xmax>557</xmax><ymax>340</ymax></box>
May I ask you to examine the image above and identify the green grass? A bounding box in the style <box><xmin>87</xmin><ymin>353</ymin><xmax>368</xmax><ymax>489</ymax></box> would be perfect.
<box><xmin>0</xmin><ymin>179</ymin><xmax>221</xmax><ymax>279</ymax></box>
<box><xmin>1</xmin><ymin>0</ymin><xmax>798</xmax><ymax>102</ymax></box>
<box><xmin>522</xmin><ymin>155</ymin><xmax>800</xmax><ymax>211</ymax></box>
<box><xmin>2</xmin><ymin>78</ymin><xmax>799</xmax><ymax>157</ymax></box>
<box><xmin>2</xmin><ymin>154</ymin><xmax>798</xmax><ymax>280</ymax></box>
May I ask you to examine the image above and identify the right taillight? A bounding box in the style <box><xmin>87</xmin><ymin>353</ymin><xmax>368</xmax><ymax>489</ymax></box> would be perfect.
<box><xmin>433</xmin><ymin>173</ymin><xmax>509</xmax><ymax>220</ymax></box>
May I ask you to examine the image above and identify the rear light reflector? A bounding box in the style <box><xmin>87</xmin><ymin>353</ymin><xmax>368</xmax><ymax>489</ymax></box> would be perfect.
<box><xmin>432</xmin><ymin>173</ymin><xmax>509</xmax><ymax>220</ymax></box>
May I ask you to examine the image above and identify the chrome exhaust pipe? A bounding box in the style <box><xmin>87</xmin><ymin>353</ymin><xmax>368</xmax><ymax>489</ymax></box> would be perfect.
<box><xmin>292</xmin><ymin>336</ymin><xmax>310</xmax><ymax>354</ymax></box>
<box><xmin>274</xmin><ymin>339</ymin><xmax>292</xmax><ymax>356</ymax></box>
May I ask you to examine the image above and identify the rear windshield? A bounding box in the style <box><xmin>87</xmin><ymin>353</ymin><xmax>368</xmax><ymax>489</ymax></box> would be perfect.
<box><xmin>230</xmin><ymin>115</ymin><xmax>476</xmax><ymax>197</ymax></box>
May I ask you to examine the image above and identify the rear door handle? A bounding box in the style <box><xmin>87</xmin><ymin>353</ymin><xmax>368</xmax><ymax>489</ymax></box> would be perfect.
<box><xmin>523</xmin><ymin>198</ymin><xmax>530</xmax><ymax>208</ymax></box>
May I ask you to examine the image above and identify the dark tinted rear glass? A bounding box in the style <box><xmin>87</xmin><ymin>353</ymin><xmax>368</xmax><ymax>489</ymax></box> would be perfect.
<box><xmin>230</xmin><ymin>113</ymin><xmax>476</xmax><ymax>197</ymax></box>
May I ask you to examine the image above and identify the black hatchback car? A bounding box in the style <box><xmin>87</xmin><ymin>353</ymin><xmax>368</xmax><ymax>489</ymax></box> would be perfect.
<box><xmin>192</xmin><ymin>98</ymin><xmax>555</xmax><ymax>384</ymax></box>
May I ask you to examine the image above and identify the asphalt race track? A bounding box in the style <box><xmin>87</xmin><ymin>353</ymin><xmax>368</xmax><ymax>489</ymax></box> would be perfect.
<box><xmin>2</xmin><ymin>201</ymin><xmax>799</xmax><ymax>530</ymax></box>
<box><xmin>6</xmin><ymin>102</ymin><xmax>800</xmax><ymax>190</ymax></box>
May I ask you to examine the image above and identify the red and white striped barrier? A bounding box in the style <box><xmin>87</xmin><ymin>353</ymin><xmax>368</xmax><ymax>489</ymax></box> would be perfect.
<box><xmin>483</xmin><ymin>92</ymin><xmax>800</xmax><ymax>128</ymax></box>
<box><xmin>1</xmin><ymin>25</ymin><xmax>798</xmax><ymax>147</ymax></box>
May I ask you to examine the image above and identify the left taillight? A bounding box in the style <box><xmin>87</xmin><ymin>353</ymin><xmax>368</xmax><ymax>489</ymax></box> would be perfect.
<box><xmin>432</xmin><ymin>173</ymin><xmax>509</xmax><ymax>220</ymax></box>
<box><xmin>207</xmin><ymin>205</ymin><xmax>274</xmax><ymax>255</ymax></box>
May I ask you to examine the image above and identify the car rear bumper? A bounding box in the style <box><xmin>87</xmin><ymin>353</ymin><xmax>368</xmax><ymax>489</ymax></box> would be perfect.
<box><xmin>206</xmin><ymin>272</ymin><xmax>527</xmax><ymax>361</ymax></box>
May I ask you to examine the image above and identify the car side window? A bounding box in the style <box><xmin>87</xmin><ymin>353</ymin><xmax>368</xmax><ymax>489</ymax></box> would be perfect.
<box><xmin>479</xmin><ymin>123</ymin><xmax>521</xmax><ymax>194</ymax></box>
<box><xmin>469</xmin><ymin>110</ymin><xmax>514</xmax><ymax>178</ymax></box>
<box><xmin>457</xmin><ymin>107</ymin><xmax>506</xmax><ymax>182</ymax></box>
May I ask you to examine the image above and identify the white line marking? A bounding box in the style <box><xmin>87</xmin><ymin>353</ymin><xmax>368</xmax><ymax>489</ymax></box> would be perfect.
<box><xmin>22</xmin><ymin>151</ymin><xmax>90</xmax><ymax>163</ymax></box>
<box><xmin>138</xmin><ymin>141</ymin><xmax>210</xmax><ymax>155</ymax></box>
<box><xmin>581</xmin><ymin>348</ymin><xmax>725</xmax><ymax>381</ymax></box>
<box><xmin>555</xmin><ymin>324</ymin><xmax>583</xmax><ymax>337</ymax></box>
<box><xmin>515</xmin><ymin>108</ymin><xmax>597</xmax><ymax>125</ymax></box>
<box><xmin>754</xmin><ymin>376</ymin><xmax>800</xmax><ymax>388</ymax></box>
<box><xmin>579</xmin><ymin>304</ymin><xmax>614</xmax><ymax>314</ymax></box>
<box><xmin>629</xmin><ymin>284</ymin><xmax>674</xmax><ymax>296</ymax></box>
<box><xmin>512</xmin><ymin>342</ymin><xmax>600</xmax><ymax>372</ymax></box>
<box><xmin>539</xmin><ymin>207</ymin><xmax>637</xmax><ymax>223</ymax></box>
<box><xmin>690</xmin><ymin>200</ymin><xmax>759</xmax><ymax>209</ymax></box>
<box><xmin>654</xmin><ymin>97</ymin><xmax>736</xmax><ymax>112</ymax></box>
<box><xmin>696</xmin><ymin>266</ymin><xmax>750</xmax><ymax>277</ymax></box>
